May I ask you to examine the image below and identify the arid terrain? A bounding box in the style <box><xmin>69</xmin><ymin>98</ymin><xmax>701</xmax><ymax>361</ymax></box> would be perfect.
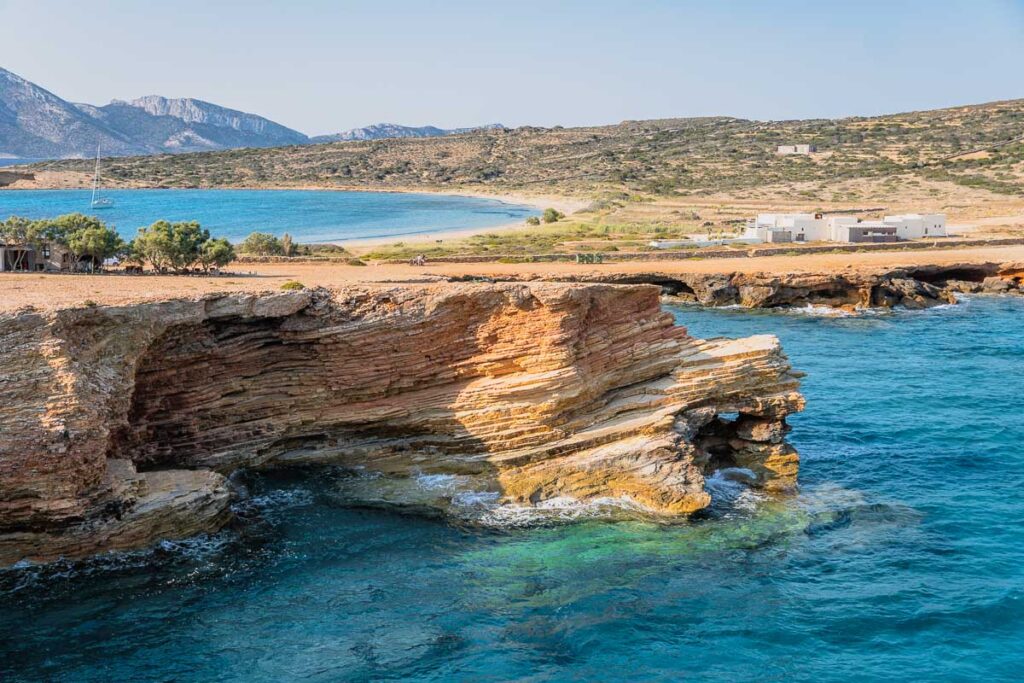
<box><xmin>3</xmin><ymin>243</ymin><xmax>1023</xmax><ymax>313</ymax></box>
<box><xmin>7</xmin><ymin>98</ymin><xmax>1024</xmax><ymax>261</ymax></box>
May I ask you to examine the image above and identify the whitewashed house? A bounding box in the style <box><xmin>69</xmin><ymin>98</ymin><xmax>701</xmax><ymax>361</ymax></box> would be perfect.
<box><xmin>743</xmin><ymin>212</ymin><xmax>946</xmax><ymax>244</ymax></box>
<box><xmin>743</xmin><ymin>213</ymin><xmax>829</xmax><ymax>242</ymax></box>
<box><xmin>881</xmin><ymin>214</ymin><xmax>947</xmax><ymax>239</ymax></box>
<box><xmin>777</xmin><ymin>144</ymin><xmax>816</xmax><ymax>155</ymax></box>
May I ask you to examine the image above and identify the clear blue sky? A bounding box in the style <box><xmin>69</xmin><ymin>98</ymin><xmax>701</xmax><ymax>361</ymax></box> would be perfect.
<box><xmin>2</xmin><ymin>0</ymin><xmax>1023</xmax><ymax>135</ymax></box>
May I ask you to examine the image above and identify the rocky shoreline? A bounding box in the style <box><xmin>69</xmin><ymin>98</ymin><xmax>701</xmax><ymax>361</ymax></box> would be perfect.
<box><xmin>0</xmin><ymin>283</ymin><xmax>803</xmax><ymax>565</ymax></box>
<box><xmin>456</xmin><ymin>261</ymin><xmax>1024</xmax><ymax>311</ymax></box>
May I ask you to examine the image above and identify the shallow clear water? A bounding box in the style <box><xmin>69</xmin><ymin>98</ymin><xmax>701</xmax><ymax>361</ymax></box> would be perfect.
<box><xmin>2</xmin><ymin>297</ymin><xmax>1023</xmax><ymax>682</ymax></box>
<box><xmin>0</xmin><ymin>189</ymin><xmax>537</xmax><ymax>243</ymax></box>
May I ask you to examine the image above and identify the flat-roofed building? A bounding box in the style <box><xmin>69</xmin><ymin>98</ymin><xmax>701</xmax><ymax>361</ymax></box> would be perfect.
<box><xmin>832</xmin><ymin>221</ymin><xmax>899</xmax><ymax>243</ymax></box>
<box><xmin>882</xmin><ymin>213</ymin><xmax>947</xmax><ymax>239</ymax></box>
<box><xmin>744</xmin><ymin>213</ymin><xmax>828</xmax><ymax>242</ymax></box>
<box><xmin>0</xmin><ymin>241</ymin><xmax>70</xmax><ymax>272</ymax></box>
<box><xmin>777</xmin><ymin>144</ymin><xmax>816</xmax><ymax>155</ymax></box>
<box><xmin>743</xmin><ymin>212</ymin><xmax>945</xmax><ymax>244</ymax></box>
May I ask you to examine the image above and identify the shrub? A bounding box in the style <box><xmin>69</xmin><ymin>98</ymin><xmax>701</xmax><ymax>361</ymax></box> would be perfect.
<box><xmin>525</xmin><ymin>216</ymin><xmax>541</xmax><ymax>226</ymax></box>
<box><xmin>303</xmin><ymin>243</ymin><xmax>349</xmax><ymax>256</ymax></box>
<box><xmin>345</xmin><ymin>258</ymin><xmax>367</xmax><ymax>266</ymax></box>
<box><xmin>239</xmin><ymin>232</ymin><xmax>284</xmax><ymax>256</ymax></box>
<box><xmin>280</xmin><ymin>280</ymin><xmax>306</xmax><ymax>290</ymax></box>
<box><xmin>542</xmin><ymin>208</ymin><xmax>564</xmax><ymax>223</ymax></box>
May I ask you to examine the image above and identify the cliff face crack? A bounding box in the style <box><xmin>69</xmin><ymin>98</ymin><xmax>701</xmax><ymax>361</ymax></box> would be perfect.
<box><xmin>0</xmin><ymin>284</ymin><xmax>804</xmax><ymax>565</ymax></box>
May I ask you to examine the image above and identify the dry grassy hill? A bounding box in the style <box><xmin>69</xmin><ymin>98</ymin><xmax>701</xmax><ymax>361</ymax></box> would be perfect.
<box><xmin>17</xmin><ymin>99</ymin><xmax>1024</xmax><ymax>201</ymax></box>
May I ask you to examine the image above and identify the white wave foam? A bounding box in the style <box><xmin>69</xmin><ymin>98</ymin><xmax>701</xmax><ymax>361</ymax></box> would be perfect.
<box><xmin>476</xmin><ymin>495</ymin><xmax>653</xmax><ymax>527</ymax></box>
<box><xmin>414</xmin><ymin>473</ymin><xmax>461</xmax><ymax>491</ymax></box>
<box><xmin>785</xmin><ymin>304</ymin><xmax>856</xmax><ymax>317</ymax></box>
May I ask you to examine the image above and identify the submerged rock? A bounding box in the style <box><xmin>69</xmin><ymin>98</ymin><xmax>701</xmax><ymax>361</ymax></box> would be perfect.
<box><xmin>0</xmin><ymin>283</ymin><xmax>804</xmax><ymax>564</ymax></box>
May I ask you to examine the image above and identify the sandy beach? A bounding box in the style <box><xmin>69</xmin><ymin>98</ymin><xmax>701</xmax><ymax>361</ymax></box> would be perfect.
<box><xmin>335</xmin><ymin>189</ymin><xmax>587</xmax><ymax>248</ymax></box>
<box><xmin>3</xmin><ymin>243</ymin><xmax>1022</xmax><ymax>314</ymax></box>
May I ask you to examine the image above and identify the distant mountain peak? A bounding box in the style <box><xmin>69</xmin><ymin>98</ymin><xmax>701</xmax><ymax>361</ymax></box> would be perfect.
<box><xmin>311</xmin><ymin>122</ymin><xmax>505</xmax><ymax>143</ymax></box>
<box><xmin>0</xmin><ymin>66</ymin><xmax>504</xmax><ymax>159</ymax></box>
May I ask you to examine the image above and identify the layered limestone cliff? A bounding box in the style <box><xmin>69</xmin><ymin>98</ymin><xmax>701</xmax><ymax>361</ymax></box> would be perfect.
<box><xmin>0</xmin><ymin>283</ymin><xmax>803</xmax><ymax>565</ymax></box>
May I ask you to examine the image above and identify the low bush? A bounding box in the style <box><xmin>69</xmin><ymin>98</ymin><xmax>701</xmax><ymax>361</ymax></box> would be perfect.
<box><xmin>542</xmin><ymin>208</ymin><xmax>565</xmax><ymax>223</ymax></box>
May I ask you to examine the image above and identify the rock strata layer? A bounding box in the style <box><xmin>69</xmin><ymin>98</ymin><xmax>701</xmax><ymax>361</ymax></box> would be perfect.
<box><xmin>0</xmin><ymin>283</ymin><xmax>803</xmax><ymax>565</ymax></box>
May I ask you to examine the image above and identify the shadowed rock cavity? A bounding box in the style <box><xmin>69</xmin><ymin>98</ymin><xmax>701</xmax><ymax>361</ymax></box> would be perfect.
<box><xmin>0</xmin><ymin>283</ymin><xmax>804</xmax><ymax>564</ymax></box>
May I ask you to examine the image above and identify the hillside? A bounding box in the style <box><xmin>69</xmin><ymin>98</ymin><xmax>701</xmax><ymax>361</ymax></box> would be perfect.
<box><xmin>21</xmin><ymin>99</ymin><xmax>1024</xmax><ymax>203</ymax></box>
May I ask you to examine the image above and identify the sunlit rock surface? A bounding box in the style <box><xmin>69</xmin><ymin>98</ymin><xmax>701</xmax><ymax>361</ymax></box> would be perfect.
<box><xmin>0</xmin><ymin>283</ymin><xmax>803</xmax><ymax>564</ymax></box>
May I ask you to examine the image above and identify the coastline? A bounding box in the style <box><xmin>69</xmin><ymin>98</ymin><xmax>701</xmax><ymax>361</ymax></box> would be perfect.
<box><xmin>0</xmin><ymin>177</ymin><xmax>587</xmax><ymax>247</ymax></box>
<box><xmin>2</xmin><ymin>243</ymin><xmax>1022</xmax><ymax>314</ymax></box>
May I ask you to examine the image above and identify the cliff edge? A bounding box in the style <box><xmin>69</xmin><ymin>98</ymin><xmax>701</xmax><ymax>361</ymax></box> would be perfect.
<box><xmin>0</xmin><ymin>283</ymin><xmax>804</xmax><ymax>565</ymax></box>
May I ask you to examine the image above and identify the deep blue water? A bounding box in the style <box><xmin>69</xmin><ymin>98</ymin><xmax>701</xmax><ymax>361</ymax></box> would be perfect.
<box><xmin>0</xmin><ymin>189</ymin><xmax>537</xmax><ymax>243</ymax></box>
<box><xmin>1</xmin><ymin>296</ymin><xmax>1023</xmax><ymax>682</ymax></box>
<box><xmin>0</xmin><ymin>159</ymin><xmax>51</xmax><ymax>168</ymax></box>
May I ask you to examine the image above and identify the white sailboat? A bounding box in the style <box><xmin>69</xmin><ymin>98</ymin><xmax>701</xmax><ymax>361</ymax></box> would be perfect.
<box><xmin>91</xmin><ymin>143</ymin><xmax>114</xmax><ymax>209</ymax></box>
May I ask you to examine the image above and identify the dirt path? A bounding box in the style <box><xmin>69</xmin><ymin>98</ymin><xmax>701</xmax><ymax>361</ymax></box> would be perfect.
<box><xmin>3</xmin><ymin>244</ymin><xmax>1022</xmax><ymax>313</ymax></box>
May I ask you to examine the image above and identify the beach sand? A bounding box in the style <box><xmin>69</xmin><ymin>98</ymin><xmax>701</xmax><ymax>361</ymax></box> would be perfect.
<box><xmin>3</xmin><ymin>244</ymin><xmax>1022</xmax><ymax>314</ymax></box>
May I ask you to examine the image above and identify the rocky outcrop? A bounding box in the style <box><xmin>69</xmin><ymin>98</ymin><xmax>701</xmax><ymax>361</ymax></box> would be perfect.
<box><xmin>0</xmin><ymin>283</ymin><xmax>803</xmax><ymax>565</ymax></box>
<box><xmin>536</xmin><ymin>262</ymin><xmax>1023</xmax><ymax>310</ymax></box>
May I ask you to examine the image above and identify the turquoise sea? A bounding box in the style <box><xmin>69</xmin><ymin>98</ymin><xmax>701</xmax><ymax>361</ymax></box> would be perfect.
<box><xmin>1</xmin><ymin>296</ymin><xmax>1023</xmax><ymax>681</ymax></box>
<box><xmin>0</xmin><ymin>189</ymin><xmax>538</xmax><ymax>243</ymax></box>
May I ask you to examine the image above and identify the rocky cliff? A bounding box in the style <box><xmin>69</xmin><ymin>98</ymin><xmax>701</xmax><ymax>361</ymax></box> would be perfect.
<box><xmin>0</xmin><ymin>283</ymin><xmax>803</xmax><ymax>565</ymax></box>
<box><xmin>530</xmin><ymin>263</ymin><xmax>1023</xmax><ymax>310</ymax></box>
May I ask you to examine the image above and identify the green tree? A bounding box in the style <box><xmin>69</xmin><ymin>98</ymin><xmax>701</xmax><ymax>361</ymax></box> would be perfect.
<box><xmin>44</xmin><ymin>214</ymin><xmax>124</xmax><ymax>271</ymax></box>
<box><xmin>132</xmin><ymin>220</ymin><xmax>210</xmax><ymax>272</ymax></box>
<box><xmin>198</xmin><ymin>238</ymin><xmax>235</xmax><ymax>271</ymax></box>
<box><xmin>239</xmin><ymin>232</ymin><xmax>284</xmax><ymax>256</ymax></box>
<box><xmin>66</xmin><ymin>225</ymin><xmax>125</xmax><ymax>268</ymax></box>
<box><xmin>131</xmin><ymin>222</ymin><xmax>176</xmax><ymax>272</ymax></box>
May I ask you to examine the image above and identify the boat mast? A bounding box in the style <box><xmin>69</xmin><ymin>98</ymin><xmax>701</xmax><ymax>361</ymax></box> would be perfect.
<box><xmin>91</xmin><ymin>142</ymin><xmax>101</xmax><ymax>205</ymax></box>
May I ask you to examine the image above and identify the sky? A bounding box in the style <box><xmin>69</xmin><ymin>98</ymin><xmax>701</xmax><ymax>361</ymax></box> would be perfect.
<box><xmin>1</xmin><ymin>0</ymin><xmax>1023</xmax><ymax>135</ymax></box>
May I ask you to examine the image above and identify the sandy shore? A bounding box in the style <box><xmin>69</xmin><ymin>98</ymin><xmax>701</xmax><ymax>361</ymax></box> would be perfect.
<box><xmin>0</xmin><ymin>178</ymin><xmax>587</xmax><ymax>249</ymax></box>
<box><xmin>336</xmin><ymin>189</ymin><xmax>588</xmax><ymax>249</ymax></box>
<box><xmin>2</xmin><ymin>244</ymin><xmax>1022</xmax><ymax>314</ymax></box>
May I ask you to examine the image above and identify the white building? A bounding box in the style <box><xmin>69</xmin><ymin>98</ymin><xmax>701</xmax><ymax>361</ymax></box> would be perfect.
<box><xmin>743</xmin><ymin>212</ymin><xmax>946</xmax><ymax>244</ymax></box>
<box><xmin>881</xmin><ymin>214</ymin><xmax>947</xmax><ymax>240</ymax></box>
<box><xmin>829</xmin><ymin>221</ymin><xmax>899</xmax><ymax>243</ymax></box>
<box><xmin>777</xmin><ymin>144</ymin><xmax>816</xmax><ymax>155</ymax></box>
<box><xmin>743</xmin><ymin>213</ymin><xmax>830</xmax><ymax>242</ymax></box>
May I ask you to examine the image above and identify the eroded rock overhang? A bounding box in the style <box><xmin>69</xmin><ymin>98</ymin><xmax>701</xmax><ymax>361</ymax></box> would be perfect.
<box><xmin>0</xmin><ymin>283</ymin><xmax>804</xmax><ymax>565</ymax></box>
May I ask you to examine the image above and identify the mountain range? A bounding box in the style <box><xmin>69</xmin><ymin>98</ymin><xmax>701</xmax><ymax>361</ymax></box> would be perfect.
<box><xmin>0</xmin><ymin>67</ymin><xmax>501</xmax><ymax>159</ymax></box>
